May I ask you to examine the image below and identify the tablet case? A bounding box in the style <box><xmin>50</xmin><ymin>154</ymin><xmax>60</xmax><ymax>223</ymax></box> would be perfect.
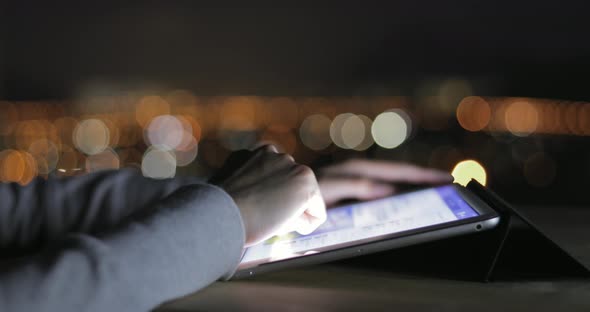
<box><xmin>337</xmin><ymin>180</ymin><xmax>590</xmax><ymax>282</ymax></box>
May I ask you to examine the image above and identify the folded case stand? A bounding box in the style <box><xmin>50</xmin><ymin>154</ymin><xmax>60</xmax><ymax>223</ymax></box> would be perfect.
<box><xmin>338</xmin><ymin>180</ymin><xmax>590</xmax><ymax>282</ymax></box>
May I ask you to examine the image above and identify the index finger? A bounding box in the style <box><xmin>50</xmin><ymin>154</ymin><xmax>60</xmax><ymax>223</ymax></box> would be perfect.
<box><xmin>320</xmin><ymin>159</ymin><xmax>453</xmax><ymax>184</ymax></box>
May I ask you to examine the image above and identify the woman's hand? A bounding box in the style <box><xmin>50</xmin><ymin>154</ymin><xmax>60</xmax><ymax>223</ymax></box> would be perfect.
<box><xmin>210</xmin><ymin>145</ymin><xmax>326</xmax><ymax>246</ymax></box>
<box><xmin>317</xmin><ymin>159</ymin><xmax>453</xmax><ymax>207</ymax></box>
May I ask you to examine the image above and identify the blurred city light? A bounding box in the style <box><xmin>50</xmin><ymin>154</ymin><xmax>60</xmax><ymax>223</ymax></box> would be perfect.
<box><xmin>174</xmin><ymin>135</ymin><xmax>199</xmax><ymax>167</ymax></box>
<box><xmin>452</xmin><ymin>160</ymin><xmax>487</xmax><ymax>187</ymax></box>
<box><xmin>1</xmin><ymin>94</ymin><xmax>588</xmax><ymax>189</ymax></box>
<box><xmin>145</xmin><ymin>115</ymin><xmax>185</xmax><ymax>150</ymax></box>
<box><xmin>74</xmin><ymin>118</ymin><xmax>110</xmax><ymax>155</ymax></box>
<box><xmin>135</xmin><ymin>95</ymin><xmax>170</xmax><ymax>128</ymax></box>
<box><xmin>28</xmin><ymin>139</ymin><xmax>59</xmax><ymax>174</ymax></box>
<box><xmin>341</xmin><ymin>114</ymin><xmax>366</xmax><ymax>149</ymax></box>
<box><xmin>299</xmin><ymin>114</ymin><xmax>332</xmax><ymax>150</ymax></box>
<box><xmin>0</xmin><ymin>149</ymin><xmax>25</xmax><ymax>183</ymax></box>
<box><xmin>505</xmin><ymin>101</ymin><xmax>539</xmax><ymax>137</ymax></box>
<box><xmin>371</xmin><ymin>110</ymin><xmax>409</xmax><ymax>149</ymax></box>
<box><xmin>456</xmin><ymin>96</ymin><xmax>491</xmax><ymax>132</ymax></box>
<box><xmin>86</xmin><ymin>148</ymin><xmax>120</xmax><ymax>172</ymax></box>
<box><xmin>353</xmin><ymin>114</ymin><xmax>374</xmax><ymax>151</ymax></box>
<box><xmin>141</xmin><ymin>146</ymin><xmax>177</xmax><ymax>179</ymax></box>
<box><xmin>330</xmin><ymin>113</ymin><xmax>356</xmax><ymax>149</ymax></box>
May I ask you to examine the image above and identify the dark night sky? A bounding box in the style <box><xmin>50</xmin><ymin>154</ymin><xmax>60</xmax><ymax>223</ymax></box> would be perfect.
<box><xmin>2</xmin><ymin>1</ymin><xmax>590</xmax><ymax>99</ymax></box>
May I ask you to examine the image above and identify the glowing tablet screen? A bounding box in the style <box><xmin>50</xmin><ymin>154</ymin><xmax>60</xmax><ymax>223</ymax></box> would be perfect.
<box><xmin>239</xmin><ymin>185</ymin><xmax>478</xmax><ymax>268</ymax></box>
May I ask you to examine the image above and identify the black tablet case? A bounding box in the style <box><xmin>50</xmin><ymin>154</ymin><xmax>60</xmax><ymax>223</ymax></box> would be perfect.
<box><xmin>337</xmin><ymin>180</ymin><xmax>590</xmax><ymax>282</ymax></box>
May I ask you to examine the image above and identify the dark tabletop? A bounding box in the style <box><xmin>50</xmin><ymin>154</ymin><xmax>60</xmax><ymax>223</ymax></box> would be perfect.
<box><xmin>157</xmin><ymin>205</ymin><xmax>590</xmax><ymax>312</ymax></box>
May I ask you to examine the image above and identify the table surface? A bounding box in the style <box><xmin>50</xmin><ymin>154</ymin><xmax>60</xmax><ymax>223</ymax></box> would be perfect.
<box><xmin>156</xmin><ymin>205</ymin><xmax>590</xmax><ymax>312</ymax></box>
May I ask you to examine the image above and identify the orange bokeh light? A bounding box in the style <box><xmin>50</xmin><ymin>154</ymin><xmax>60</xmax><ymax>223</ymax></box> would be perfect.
<box><xmin>19</xmin><ymin>151</ymin><xmax>38</xmax><ymax>185</ymax></box>
<box><xmin>504</xmin><ymin>101</ymin><xmax>539</xmax><ymax>136</ymax></box>
<box><xmin>456</xmin><ymin>96</ymin><xmax>491</xmax><ymax>132</ymax></box>
<box><xmin>0</xmin><ymin>150</ymin><xmax>26</xmax><ymax>183</ymax></box>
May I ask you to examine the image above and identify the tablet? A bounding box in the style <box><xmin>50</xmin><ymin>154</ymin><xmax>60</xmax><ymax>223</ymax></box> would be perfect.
<box><xmin>232</xmin><ymin>184</ymin><xmax>500</xmax><ymax>279</ymax></box>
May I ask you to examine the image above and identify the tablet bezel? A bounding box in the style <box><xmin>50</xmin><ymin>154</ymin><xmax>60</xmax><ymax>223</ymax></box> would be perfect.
<box><xmin>232</xmin><ymin>183</ymin><xmax>500</xmax><ymax>279</ymax></box>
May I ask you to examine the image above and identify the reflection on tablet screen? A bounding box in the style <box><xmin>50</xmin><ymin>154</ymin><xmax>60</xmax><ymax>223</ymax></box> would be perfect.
<box><xmin>240</xmin><ymin>185</ymin><xmax>479</xmax><ymax>267</ymax></box>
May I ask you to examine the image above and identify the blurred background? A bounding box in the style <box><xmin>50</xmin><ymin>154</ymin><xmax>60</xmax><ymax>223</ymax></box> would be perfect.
<box><xmin>1</xmin><ymin>2</ymin><xmax>589</xmax><ymax>206</ymax></box>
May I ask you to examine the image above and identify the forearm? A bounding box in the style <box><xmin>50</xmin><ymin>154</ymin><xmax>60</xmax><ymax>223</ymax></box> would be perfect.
<box><xmin>0</xmin><ymin>184</ymin><xmax>245</xmax><ymax>312</ymax></box>
<box><xmin>0</xmin><ymin>168</ymin><xmax>202</xmax><ymax>252</ymax></box>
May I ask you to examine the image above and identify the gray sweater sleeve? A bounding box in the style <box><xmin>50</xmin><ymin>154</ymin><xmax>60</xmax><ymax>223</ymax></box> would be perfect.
<box><xmin>0</xmin><ymin>170</ymin><xmax>245</xmax><ymax>312</ymax></box>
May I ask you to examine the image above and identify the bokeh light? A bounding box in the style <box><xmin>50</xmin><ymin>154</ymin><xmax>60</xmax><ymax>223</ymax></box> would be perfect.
<box><xmin>100</xmin><ymin>116</ymin><xmax>121</xmax><ymax>147</ymax></box>
<box><xmin>371</xmin><ymin>110</ymin><xmax>409</xmax><ymax>149</ymax></box>
<box><xmin>74</xmin><ymin>119</ymin><xmax>110</xmax><ymax>155</ymax></box>
<box><xmin>504</xmin><ymin>101</ymin><xmax>539</xmax><ymax>136</ymax></box>
<box><xmin>330</xmin><ymin>113</ymin><xmax>355</xmax><ymax>149</ymax></box>
<box><xmin>86</xmin><ymin>148</ymin><xmax>120</xmax><ymax>172</ymax></box>
<box><xmin>580</xmin><ymin>104</ymin><xmax>590</xmax><ymax>135</ymax></box>
<box><xmin>299</xmin><ymin>114</ymin><xmax>332</xmax><ymax>151</ymax></box>
<box><xmin>135</xmin><ymin>95</ymin><xmax>171</xmax><ymax>128</ymax></box>
<box><xmin>28</xmin><ymin>139</ymin><xmax>59</xmax><ymax>174</ymax></box>
<box><xmin>19</xmin><ymin>151</ymin><xmax>38</xmax><ymax>185</ymax></box>
<box><xmin>174</xmin><ymin>136</ymin><xmax>199</xmax><ymax>167</ymax></box>
<box><xmin>145</xmin><ymin>115</ymin><xmax>184</xmax><ymax>150</ymax></box>
<box><xmin>456</xmin><ymin>96</ymin><xmax>491</xmax><ymax>131</ymax></box>
<box><xmin>341</xmin><ymin>114</ymin><xmax>366</xmax><ymax>149</ymax></box>
<box><xmin>141</xmin><ymin>146</ymin><xmax>177</xmax><ymax>179</ymax></box>
<box><xmin>0</xmin><ymin>149</ymin><xmax>25</xmax><ymax>183</ymax></box>
<box><xmin>452</xmin><ymin>159</ymin><xmax>487</xmax><ymax>187</ymax></box>
<box><xmin>14</xmin><ymin>120</ymin><xmax>47</xmax><ymax>150</ymax></box>
<box><xmin>353</xmin><ymin>115</ymin><xmax>374</xmax><ymax>151</ymax></box>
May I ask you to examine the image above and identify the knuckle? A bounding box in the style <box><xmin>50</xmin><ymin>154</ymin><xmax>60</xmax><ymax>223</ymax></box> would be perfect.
<box><xmin>263</xmin><ymin>144</ymin><xmax>278</xmax><ymax>152</ymax></box>
<box><xmin>278</xmin><ymin>153</ymin><xmax>295</xmax><ymax>162</ymax></box>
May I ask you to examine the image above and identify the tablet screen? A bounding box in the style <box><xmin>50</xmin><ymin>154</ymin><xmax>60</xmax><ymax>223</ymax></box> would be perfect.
<box><xmin>239</xmin><ymin>185</ymin><xmax>479</xmax><ymax>267</ymax></box>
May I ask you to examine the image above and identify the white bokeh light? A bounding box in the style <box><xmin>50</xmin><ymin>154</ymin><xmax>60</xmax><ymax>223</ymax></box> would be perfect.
<box><xmin>145</xmin><ymin>115</ymin><xmax>185</xmax><ymax>150</ymax></box>
<box><xmin>174</xmin><ymin>133</ymin><xmax>199</xmax><ymax>167</ymax></box>
<box><xmin>141</xmin><ymin>146</ymin><xmax>177</xmax><ymax>179</ymax></box>
<box><xmin>353</xmin><ymin>115</ymin><xmax>374</xmax><ymax>151</ymax></box>
<box><xmin>371</xmin><ymin>110</ymin><xmax>409</xmax><ymax>149</ymax></box>
<box><xmin>299</xmin><ymin>114</ymin><xmax>332</xmax><ymax>151</ymax></box>
<box><xmin>28</xmin><ymin>139</ymin><xmax>60</xmax><ymax>174</ymax></box>
<box><xmin>73</xmin><ymin>119</ymin><xmax>110</xmax><ymax>155</ymax></box>
<box><xmin>330</xmin><ymin>113</ymin><xmax>355</xmax><ymax>149</ymax></box>
<box><xmin>341</xmin><ymin>114</ymin><xmax>366</xmax><ymax>149</ymax></box>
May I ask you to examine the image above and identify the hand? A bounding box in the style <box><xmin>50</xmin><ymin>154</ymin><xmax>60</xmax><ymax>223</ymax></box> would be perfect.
<box><xmin>210</xmin><ymin>145</ymin><xmax>326</xmax><ymax>246</ymax></box>
<box><xmin>317</xmin><ymin>159</ymin><xmax>453</xmax><ymax>206</ymax></box>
